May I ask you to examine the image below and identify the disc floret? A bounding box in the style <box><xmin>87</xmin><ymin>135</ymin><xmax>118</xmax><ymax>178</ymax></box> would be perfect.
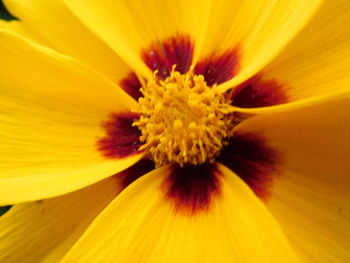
<box><xmin>133</xmin><ymin>68</ymin><xmax>235</xmax><ymax>167</ymax></box>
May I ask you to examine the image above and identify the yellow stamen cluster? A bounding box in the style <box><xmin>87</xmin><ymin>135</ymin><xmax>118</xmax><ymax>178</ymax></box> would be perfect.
<box><xmin>133</xmin><ymin>68</ymin><xmax>235</xmax><ymax>167</ymax></box>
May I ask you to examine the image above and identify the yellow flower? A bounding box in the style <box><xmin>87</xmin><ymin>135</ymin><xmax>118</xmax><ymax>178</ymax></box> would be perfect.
<box><xmin>0</xmin><ymin>0</ymin><xmax>349</xmax><ymax>262</ymax></box>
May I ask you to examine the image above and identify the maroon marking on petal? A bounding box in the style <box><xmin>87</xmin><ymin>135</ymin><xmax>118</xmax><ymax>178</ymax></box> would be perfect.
<box><xmin>163</xmin><ymin>163</ymin><xmax>221</xmax><ymax>215</ymax></box>
<box><xmin>119</xmin><ymin>72</ymin><xmax>143</xmax><ymax>100</ymax></box>
<box><xmin>98</xmin><ymin>112</ymin><xmax>143</xmax><ymax>158</ymax></box>
<box><xmin>141</xmin><ymin>34</ymin><xmax>194</xmax><ymax>79</ymax></box>
<box><xmin>116</xmin><ymin>158</ymin><xmax>155</xmax><ymax>190</ymax></box>
<box><xmin>194</xmin><ymin>48</ymin><xmax>240</xmax><ymax>86</ymax></box>
<box><xmin>230</xmin><ymin>74</ymin><xmax>289</xmax><ymax>108</ymax></box>
<box><xmin>218</xmin><ymin>133</ymin><xmax>282</xmax><ymax>200</ymax></box>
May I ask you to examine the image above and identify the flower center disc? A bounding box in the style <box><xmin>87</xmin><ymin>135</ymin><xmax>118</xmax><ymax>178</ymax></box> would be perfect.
<box><xmin>134</xmin><ymin>68</ymin><xmax>235</xmax><ymax>167</ymax></box>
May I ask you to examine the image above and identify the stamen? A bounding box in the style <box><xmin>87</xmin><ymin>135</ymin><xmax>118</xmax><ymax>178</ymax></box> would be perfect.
<box><xmin>133</xmin><ymin>67</ymin><xmax>236</xmax><ymax>167</ymax></box>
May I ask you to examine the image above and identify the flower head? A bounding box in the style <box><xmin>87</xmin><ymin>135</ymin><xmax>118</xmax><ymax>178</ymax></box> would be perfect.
<box><xmin>0</xmin><ymin>0</ymin><xmax>349</xmax><ymax>262</ymax></box>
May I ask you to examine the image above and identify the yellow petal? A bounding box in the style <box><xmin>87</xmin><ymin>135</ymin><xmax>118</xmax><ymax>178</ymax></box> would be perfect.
<box><xmin>227</xmin><ymin>0</ymin><xmax>350</xmax><ymax>115</ymax></box>
<box><xmin>0</xmin><ymin>30</ymin><xmax>142</xmax><ymax>204</ymax></box>
<box><xmin>233</xmin><ymin>0</ymin><xmax>350</xmax><ymax>115</ymax></box>
<box><xmin>0</xmin><ymin>19</ymin><xmax>39</xmax><ymax>42</ymax></box>
<box><xmin>4</xmin><ymin>0</ymin><xmax>133</xmax><ymax>83</ymax></box>
<box><xmin>64</xmin><ymin>0</ymin><xmax>211</xmax><ymax>78</ymax></box>
<box><xmin>229</xmin><ymin>91</ymin><xmax>350</xmax><ymax>115</ymax></box>
<box><xmin>0</xmin><ymin>176</ymin><xmax>120</xmax><ymax>263</ymax></box>
<box><xmin>203</xmin><ymin>0</ymin><xmax>324</xmax><ymax>91</ymax></box>
<box><xmin>62</xmin><ymin>164</ymin><xmax>298</xmax><ymax>262</ymax></box>
<box><xmin>235</xmin><ymin>98</ymin><xmax>350</xmax><ymax>262</ymax></box>
<box><xmin>261</xmin><ymin>0</ymin><xmax>350</xmax><ymax>101</ymax></box>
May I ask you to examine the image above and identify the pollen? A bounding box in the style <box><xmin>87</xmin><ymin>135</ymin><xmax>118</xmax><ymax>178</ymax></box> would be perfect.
<box><xmin>133</xmin><ymin>67</ymin><xmax>236</xmax><ymax>167</ymax></box>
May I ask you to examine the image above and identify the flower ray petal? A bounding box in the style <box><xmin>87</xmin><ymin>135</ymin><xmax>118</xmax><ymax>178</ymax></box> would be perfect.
<box><xmin>202</xmin><ymin>0</ymin><xmax>324</xmax><ymax>91</ymax></box>
<box><xmin>261</xmin><ymin>0</ymin><xmax>350</xmax><ymax>102</ymax></box>
<box><xmin>4</xmin><ymin>0</ymin><xmax>133</xmax><ymax>83</ymax></box>
<box><xmin>0</xmin><ymin>177</ymin><xmax>121</xmax><ymax>263</ymax></box>
<box><xmin>64</xmin><ymin>0</ymin><xmax>212</xmax><ymax>78</ymax></box>
<box><xmin>234</xmin><ymin>97</ymin><xmax>350</xmax><ymax>262</ymax></box>
<box><xmin>61</xmin><ymin>164</ymin><xmax>298</xmax><ymax>262</ymax></box>
<box><xmin>230</xmin><ymin>0</ymin><xmax>350</xmax><ymax>114</ymax></box>
<box><xmin>0</xmin><ymin>30</ymin><xmax>142</xmax><ymax>204</ymax></box>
